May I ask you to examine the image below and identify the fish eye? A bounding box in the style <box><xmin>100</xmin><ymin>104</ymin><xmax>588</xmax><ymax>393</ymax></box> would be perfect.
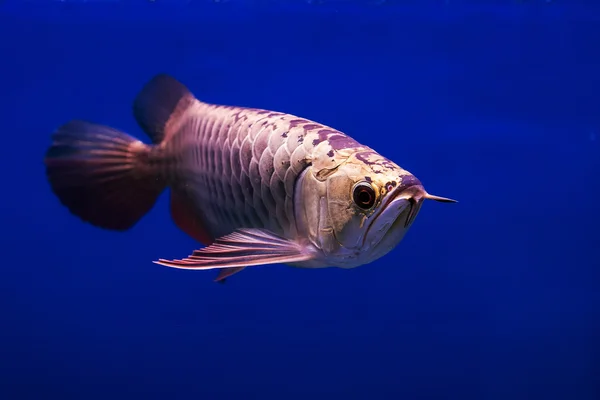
<box><xmin>352</xmin><ymin>182</ymin><xmax>376</xmax><ymax>210</ymax></box>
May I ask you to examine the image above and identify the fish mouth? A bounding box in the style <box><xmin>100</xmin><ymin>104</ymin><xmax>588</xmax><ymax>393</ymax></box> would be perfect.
<box><xmin>403</xmin><ymin>195</ymin><xmax>424</xmax><ymax>228</ymax></box>
<box><xmin>361</xmin><ymin>181</ymin><xmax>423</xmax><ymax>249</ymax></box>
<box><xmin>358</xmin><ymin>179</ymin><xmax>457</xmax><ymax>251</ymax></box>
<box><xmin>381</xmin><ymin>180</ymin><xmax>424</xmax><ymax>225</ymax></box>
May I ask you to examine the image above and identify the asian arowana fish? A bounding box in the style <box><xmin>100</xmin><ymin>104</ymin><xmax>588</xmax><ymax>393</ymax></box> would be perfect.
<box><xmin>44</xmin><ymin>74</ymin><xmax>457</xmax><ymax>283</ymax></box>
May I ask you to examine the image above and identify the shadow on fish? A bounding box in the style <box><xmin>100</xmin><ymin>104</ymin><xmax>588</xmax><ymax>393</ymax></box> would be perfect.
<box><xmin>44</xmin><ymin>74</ymin><xmax>457</xmax><ymax>283</ymax></box>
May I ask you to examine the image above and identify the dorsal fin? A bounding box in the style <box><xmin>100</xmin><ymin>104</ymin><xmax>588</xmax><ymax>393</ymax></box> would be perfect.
<box><xmin>170</xmin><ymin>190</ymin><xmax>214</xmax><ymax>246</ymax></box>
<box><xmin>132</xmin><ymin>74</ymin><xmax>196</xmax><ymax>144</ymax></box>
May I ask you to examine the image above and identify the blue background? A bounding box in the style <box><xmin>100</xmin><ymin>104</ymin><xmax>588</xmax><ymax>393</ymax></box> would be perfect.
<box><xmin>1</xmin><ymin>1</ymin><xmax>599</xmax><ymax>399</ymax></box>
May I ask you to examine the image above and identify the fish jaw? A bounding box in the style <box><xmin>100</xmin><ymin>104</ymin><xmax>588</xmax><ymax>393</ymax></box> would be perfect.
<box><xmin>326</xmin><ymin>188</ymin><xmax>416</xmax><ymax>269</ymax></box>
<box><xmin>360</xmin><ymin>193</ymin><xmax>420</xmax><ymax>266</ymax></box>
<box><xmin>354</xmin><ymin>179</ymin><xmax>456</xmax><ymax>267</ymax></box>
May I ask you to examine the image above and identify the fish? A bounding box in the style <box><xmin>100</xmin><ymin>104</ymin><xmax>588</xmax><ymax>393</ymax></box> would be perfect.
<box><xmin>44</xmin><ymin>74</ymin><xmax>457</xmax><ymax>283</ymax></box>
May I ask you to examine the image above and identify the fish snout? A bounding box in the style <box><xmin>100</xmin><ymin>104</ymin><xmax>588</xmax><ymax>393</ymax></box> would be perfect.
<box><xmin>393</xmin><ymin>180</ymin><xmax>458</xmax><ymax>228</ymax></box>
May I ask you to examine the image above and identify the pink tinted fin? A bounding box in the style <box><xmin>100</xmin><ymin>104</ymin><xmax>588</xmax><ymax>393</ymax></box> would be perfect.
<box><xmin>132</xmin><ymin>74</ymin><xmax>195</xmax><ymax>144</ymax></box>
<box><xmin>215</xmin><ymin>267</ymin><xmax>246</xmax><ymax>283</ymax></box>
<box><xmin>44</xmin><ymin>120</ymin><xmax>165</xmax><ymax>231</ymax></box>
<box><xmin>153</xmin><ymin>228</ymin><xmax>314</xmax><ymax>270</ymax></box>
<box><xmin>170</xmin><ymin>191</ymin><xmax>214</xmax><ymax>246</ymax></box>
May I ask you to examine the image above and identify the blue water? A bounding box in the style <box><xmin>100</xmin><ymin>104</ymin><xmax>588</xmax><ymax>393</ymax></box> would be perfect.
<box><xmin>1</xmin><ymin>1</ymin><xmax>599</xmax><ymax>399</ymax></box>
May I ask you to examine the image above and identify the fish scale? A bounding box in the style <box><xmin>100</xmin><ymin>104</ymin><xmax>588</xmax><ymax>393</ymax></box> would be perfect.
<box><xmin>166</xmin><ymin>101</ymin><xmax>338</xmax><ymax>240</ymax></box>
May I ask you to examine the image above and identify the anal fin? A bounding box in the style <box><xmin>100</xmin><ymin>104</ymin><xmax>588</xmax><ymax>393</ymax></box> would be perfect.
<box><xmin>170</xmin><ymin>190</ymin><xmax>214</xmax><ymax>245</ymax></box>
<box><xmin>154</xmin><ymin>228</ymin><xmax>315</xmax><ymax>270</ymax></box>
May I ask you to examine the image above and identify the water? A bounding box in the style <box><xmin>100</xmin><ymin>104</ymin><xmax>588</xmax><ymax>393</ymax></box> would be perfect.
<box><xmin>1</xmin><ymin>1</ymin><xmax>598</xmax><ymax>399</ymax></box>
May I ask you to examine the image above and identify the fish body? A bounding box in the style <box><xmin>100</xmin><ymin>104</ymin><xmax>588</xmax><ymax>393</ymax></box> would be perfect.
<box><xmin>45</xmin><ymin>74</ymin><xmax>456</xmax><ymax>282</ymax></box>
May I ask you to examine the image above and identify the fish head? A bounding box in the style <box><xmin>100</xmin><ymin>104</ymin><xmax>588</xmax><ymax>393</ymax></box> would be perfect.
<box><xmin>302</xmin><ymin>149</ymin><xmax>457</xmax><ymax>268</ymax></box>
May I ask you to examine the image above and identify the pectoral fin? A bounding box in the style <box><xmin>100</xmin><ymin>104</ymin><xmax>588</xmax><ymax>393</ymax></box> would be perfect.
<box><xmin>154</xmin><ymin>228</ymin><xmax>315</xmax><ymax>270</ymax></box>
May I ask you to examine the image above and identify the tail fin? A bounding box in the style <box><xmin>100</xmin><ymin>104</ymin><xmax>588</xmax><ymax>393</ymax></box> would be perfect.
<box><xmin>44</xmin><ymin>120</ymin><xmax>166</xmax><ymax>231</ymax></box>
